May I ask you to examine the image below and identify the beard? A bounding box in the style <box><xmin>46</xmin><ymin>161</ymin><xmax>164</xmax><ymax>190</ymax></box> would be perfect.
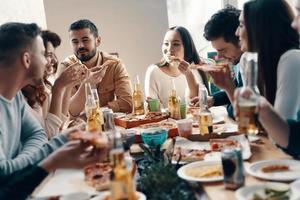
<box><xmin>27</xmin><ymin>61</ymin><xmax>45</xmax><ymax>88</ymax></box>
<box><xmin>31</xmin><ymin>77</ymin><xmax>44</xmax><ymax>86</ymax></box>
<box><xmin>76</xmin><ymin>47</ymin><xmax>97</xmax><ymax>62</ymax></box>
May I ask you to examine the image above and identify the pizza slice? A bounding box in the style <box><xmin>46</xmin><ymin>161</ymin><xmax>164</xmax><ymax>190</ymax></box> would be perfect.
<box><xmin>209</xmin><ymin>138</ymin><xmax>240</xmax><ymax>151</ymax></box>
<box><xmin>84</xmin><ymin>163</ymin><xmax>112</xmax><ymax>191</ymax></box>
<box><xmin>173</xmin><ymin>147</ymin><xmax>210</xmax><ymax>162</ymax></box>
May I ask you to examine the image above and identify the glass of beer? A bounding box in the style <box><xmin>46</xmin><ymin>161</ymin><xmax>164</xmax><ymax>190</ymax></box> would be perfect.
<box><xmin>237</xmin><ymin>52</ymin><xmax>259</xmax><ymax>135</ymax></box>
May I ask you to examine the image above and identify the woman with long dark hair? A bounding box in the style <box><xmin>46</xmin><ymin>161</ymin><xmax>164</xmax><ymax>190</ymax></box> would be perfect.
<box><xmin>145</xmin><ymin>26</ymin><xmax>208</xmax><ymax>107</ymax></box>
<box><xmin>236</xmin><ymin>0</ymin><xmax>300</xmax><ymax>119</ymax></box>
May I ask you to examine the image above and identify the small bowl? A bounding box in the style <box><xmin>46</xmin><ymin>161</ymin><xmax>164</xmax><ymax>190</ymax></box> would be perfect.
<box><xmin>121</xmin><ymin>129</ymin><xmax>136</xmax><ymax>151</ymax></box>
<box><xmin>141</xmin><ymin>128</ymin><xmax>168</xmax><ymax>147</ymax></box>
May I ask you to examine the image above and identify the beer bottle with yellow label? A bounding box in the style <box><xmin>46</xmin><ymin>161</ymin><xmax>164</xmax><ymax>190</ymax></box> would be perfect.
<box><xmin>132</xmin><ymin>75</ymin><xmax>145</xmax><ymax>115</ymax></box>
<box><xmin>168</xmin><ymin>79</ymin><xmax>181</xmax><ymax>120</ymax></box>
<box><xmin>110</xmin><ymin>130</ymin><xmax>136</xmax><ymax>200</ymax></box>
<box><xmin>85</xmin><ymin>83</ymin><xmax>102</xmax><ymax>133</ymax></box>
<box><xmin>90</xmin><ymin>84</ymin><xmax>105</xmax><ymax>132</ymax></box>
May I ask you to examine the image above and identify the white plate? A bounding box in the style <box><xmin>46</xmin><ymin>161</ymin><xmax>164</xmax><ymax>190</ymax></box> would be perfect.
<box><xmin>90</xmin><ymin>191</ymin><xmax>146</xmax><ymax>200</ymax></box>
<box><xmin>247</xmin><ymin>159</ymin><xmax>300</xmax><ymax>181</ymax></box>
<box><xmin>177</xmin><ymin>160</ymin><xmax>223</xmax><ymax>182</ymax></box>
<box><xmin>235</xmin><ymin>182</ymin><xmax>300</xmax><ymax>200</ymax></box>
<box><xmin>173</xmin><ymin>135</ymin><xmax>251</xmax><ymax>164</ymax></box>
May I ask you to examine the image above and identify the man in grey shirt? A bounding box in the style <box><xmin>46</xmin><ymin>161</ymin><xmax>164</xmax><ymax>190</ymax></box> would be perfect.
<box><xmin>0</xmin><ymin>23</ymin><xmax>108</xmax><ymax>199</ymax></box>
<box><xmin>0</xmin><ymin>23</ymin><xmax>73</xmax><ymax>175</ymax></box>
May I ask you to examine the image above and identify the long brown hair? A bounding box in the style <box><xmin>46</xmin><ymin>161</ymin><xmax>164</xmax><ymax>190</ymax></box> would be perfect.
<box><xmin>157</xmin><ymin>26</ymin><xmax>209</xmax><ymax>93</ymax></box>
<box><xmin>22</xmin><ymin>84</ymin><xmax>47</xmax><ymax>107</ymax></box>
<box><xmin>244</xmin><ymin>0</ymin><xmax>299</xmax><ymax>104</ymax></box>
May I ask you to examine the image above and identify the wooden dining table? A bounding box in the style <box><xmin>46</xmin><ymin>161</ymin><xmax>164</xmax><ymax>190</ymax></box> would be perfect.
<box><xmin>200</xmin><ymin>136</ymin><xmax>292</xmax><ymax>200</ymax></box>
<box><xmin>32</xmin><ymin>106</ymin><xmax>294</xmax><ymax>199</ymax></box>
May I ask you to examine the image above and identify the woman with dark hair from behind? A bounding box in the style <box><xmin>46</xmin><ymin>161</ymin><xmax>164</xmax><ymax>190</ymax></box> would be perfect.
<box><xmin>145</xmin><ymin>26</ymin><xmax>208</xmax><ymax>107</ymax></box>
<box><xmin>22</xmin><ymin>30</ymin><xmax>85</xmax><ymax>138</ymax></box>
<box><xmin>236</xmin><ymin>0</ymin><xmax>300</xmax><ymax>120</ymax></box>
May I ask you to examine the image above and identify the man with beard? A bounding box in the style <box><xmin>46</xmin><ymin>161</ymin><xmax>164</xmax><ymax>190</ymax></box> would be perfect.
<box><xmin>59</xmin><ymin>19</ymin><xmax>133</xmax><ymax>116</ymax></box>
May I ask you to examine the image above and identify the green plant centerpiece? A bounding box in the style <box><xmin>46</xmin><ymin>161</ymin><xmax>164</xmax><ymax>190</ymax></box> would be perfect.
<box><xmin>134</xmin><ymin>138</ymin><xmax>196</xmax><ymax>200</ymax></box>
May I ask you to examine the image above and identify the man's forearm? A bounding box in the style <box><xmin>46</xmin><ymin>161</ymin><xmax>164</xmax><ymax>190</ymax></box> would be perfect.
<box><xmin>0</xmin><ymin>134</ymin><xmax>68</xmax><ymax>176</ymax></box>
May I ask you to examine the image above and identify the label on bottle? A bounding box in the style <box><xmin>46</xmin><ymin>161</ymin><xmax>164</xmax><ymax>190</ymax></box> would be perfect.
<box><xmin>133</xmin><ymin>92</ymin><xmax>144</xmax><ymax>115</ymax></box>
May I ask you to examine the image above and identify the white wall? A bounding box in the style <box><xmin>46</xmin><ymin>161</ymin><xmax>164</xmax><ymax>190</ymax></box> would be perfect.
<box><xmin>166</xmin><ymin>0</ymin><xmax>222</xmax><ymax>57</ymax></box>
<box><xmin>0</xmin><ymin>0</ymin><xmax>47</xmax><ymax>28</ymax></box>
<box><xmin>43</xmin><ymin>0</ymin><xmax>169</xmax><ymax>92</ymax></box>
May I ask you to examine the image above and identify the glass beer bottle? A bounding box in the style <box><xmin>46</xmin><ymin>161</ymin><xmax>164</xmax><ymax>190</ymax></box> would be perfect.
<box><xmin>198</xmin><ymin>84</ymin><xmax>213</xmax><ymax>135</ymax></box>
<box><xmin>85</xmin><ymin>83</ymin><xmax>102</xmax><ymax>133</ymax></box>
<box><xmin>90</xmin><ymin>84</ymin><xmax>105</xmax><ymax>132</ymax></box>
<box><xmin>168</xmin><ymin>79</ymin><xmax>181</xmax><ymax>120</ymax></box>
<box><xmin>237</xmin><ymin>52</ymin><xmax>259</xmax><ymax>135</ymax></box>
<box><xmin>110</xmin><ymin>130</ymin><xmax>136</xmax><ymax>200</ymax></box>
<box><xmin>132</xmin><ymin>75</ymin><xmax>145</xmax><ymax>115</ymax></box>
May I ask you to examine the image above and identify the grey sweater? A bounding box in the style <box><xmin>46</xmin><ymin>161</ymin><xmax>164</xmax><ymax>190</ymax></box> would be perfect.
<box><xmin>0</xmin><ymin>92</ymin><xmax>67</xmax><ymax>176</ymax></box>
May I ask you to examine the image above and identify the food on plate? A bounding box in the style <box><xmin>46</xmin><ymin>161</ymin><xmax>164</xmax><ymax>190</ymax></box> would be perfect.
<box><xmin>173</xmin><ymin>147</ymin><xmax>210</xmax><ymax>162</ymax></box>
<box><xmin>139</xmin><ymin>121</ymin><xmax>177</xmax><ymax>130</ymax></box>
<box><xmin>210</xmin><ymin>138</ymin><xmax>240</xmax><ymax>151</ymax></box>
<box><xmin>119</xmin><ymin>112</ymin><xmax>168</xmax><ymax>121</ymax></box>
<box><xmin>84</xmin><ymin>163</ymin><xmax>112</xmax><ymax>191</ymax></box>
<box><xmin>261</xmin><ymin>165</ymin><xmax>290</xmax><ymax>173</ymax></box>
<box><xmin>185</xmin><ymin>164</ymin><xmax>223</xmax><ymax>178</ymax></box>
<box><xmin>114</xmin><ymin>112</ymin><xmax>170</xmax><ymax>129</ymax></box>
<box><xmin>252</xmin><ymin>183</ymin><xmax>290</xmax><ymax>200</ymax></box>
<box><xmin>69</xmin><ymin>131</ymin><xmax>108</xmax><ymax>148</ymax></box>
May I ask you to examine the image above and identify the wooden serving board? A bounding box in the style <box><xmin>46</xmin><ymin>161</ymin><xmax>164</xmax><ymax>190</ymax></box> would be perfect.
<box><xmin>188</xmin><ymin>131</ymin><xmax>239</xmax><ymax>141</ymax></box>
